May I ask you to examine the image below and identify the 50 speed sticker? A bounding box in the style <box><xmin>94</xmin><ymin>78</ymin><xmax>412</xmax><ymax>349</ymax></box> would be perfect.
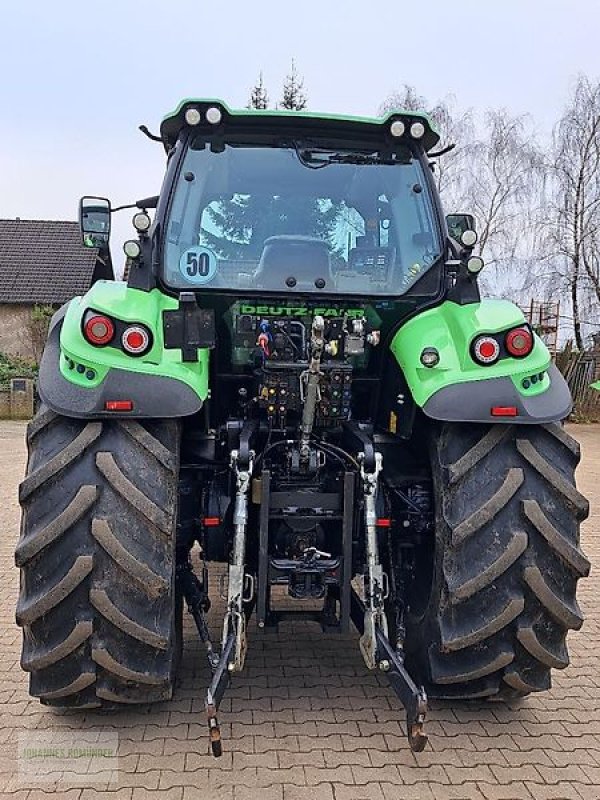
<box><xmin>179</xmin><ymin>247</ymin><xmax>217</xmax><ymax>284</ymax></box>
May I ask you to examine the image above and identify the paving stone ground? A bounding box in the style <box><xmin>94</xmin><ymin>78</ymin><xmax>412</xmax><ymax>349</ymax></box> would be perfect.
<box><xmin>0</xmin><ymin>420</ymin><xmax>598</xmax><ymax>799</ymax></box>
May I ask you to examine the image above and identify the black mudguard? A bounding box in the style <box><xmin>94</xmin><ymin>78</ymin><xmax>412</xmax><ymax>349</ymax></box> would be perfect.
<box><xmin>38</xmin><ymin>311</ymin><xmax>203</xmax><ymax>419</ymax></box>
<box><xmin>422</xmin><ymin>364</ymin><xmax>572</xmax><ymax>424</ymax></box>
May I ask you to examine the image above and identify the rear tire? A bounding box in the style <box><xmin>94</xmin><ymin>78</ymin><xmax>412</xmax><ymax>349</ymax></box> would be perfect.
<box><xmin>16</xmin><ymin>407</ymin><xmax>181</xmax><ymax>707</ymax></box>
<box><xmin>406</xmin><ymin>422</ymin><xmax>590</xmax><ymax>698</ymax></box>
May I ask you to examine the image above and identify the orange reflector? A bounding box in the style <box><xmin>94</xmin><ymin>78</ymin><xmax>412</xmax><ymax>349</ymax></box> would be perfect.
<box><xmin>202</xmin><ymin>516</ymin><xmax>221</xmax><ymax>527</ymax></box>
<box><xmin>104</xmin><ymin>400</ymin><xmax>133</xmax><ymax>411</ymax></box>
<box><xmin>491</xmin><ymin>406</ymin><xmax>518</xmax><ymax>417</ymax></box>
<box><xmin>376</xmin><ymin>518</ymin><xmax>392</xmax><ymax>527</ymax></box>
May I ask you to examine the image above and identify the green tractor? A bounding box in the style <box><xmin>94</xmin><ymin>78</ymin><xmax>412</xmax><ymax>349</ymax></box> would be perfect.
<box><xmin>16</xmin><ymin>101</ymin><xmax>589</xmax><ymax>755</ymax></box>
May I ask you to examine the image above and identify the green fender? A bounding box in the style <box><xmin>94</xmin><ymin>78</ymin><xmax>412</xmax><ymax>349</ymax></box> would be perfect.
<box><xmin>390</xmin><ymin>299</ymin><xmax>572</xmax><ymax>423</ymax></box>
<box><xmin>37</xmin><ymin>281</ymin><xmax>209</xmax><ymax>418</ymax></box>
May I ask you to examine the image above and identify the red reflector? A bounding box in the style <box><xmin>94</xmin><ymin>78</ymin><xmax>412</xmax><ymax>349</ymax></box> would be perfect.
<box><xmin>472</xmin><ymin>335</ymin><xmax>500</xmax><ymax>365</ymax></box>
<box><xmin>491</xmin><ymin>406</ymin><xmax>518</xmax><ymax>417</ymax></box>
<box><xmin>104</xmin><ymin>400</ymin><xmax>133</xmax><ymax>411</ymax></box>
<box><xmin>126</xmin><ymin>331</ymin><xmax>144</xmax><ymax>349</ymax></box>
<box><xmin>376</xmin><ymin>518</ymin><xmax>392</xmax><ymax>527</ymax></box>
<box><xmin>202</xmin><ymin>516</ymin><xmax>221</xmax><ymax>527</ymax></box>
<box><xmin>121</xmin><ymin>325</ymin><xmax>150</xmax><ymax>355</ymax></box>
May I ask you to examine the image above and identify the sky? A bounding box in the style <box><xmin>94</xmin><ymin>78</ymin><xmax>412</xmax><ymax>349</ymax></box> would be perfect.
<box><xmin>1</xmin><ymin>0</ymin><xmax>599</xmax><ymax>273</ymax></box>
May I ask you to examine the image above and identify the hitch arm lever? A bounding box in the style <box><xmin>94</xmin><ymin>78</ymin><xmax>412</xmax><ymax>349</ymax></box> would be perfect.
<box><xmin>350</xmin><ymin>587</ymin><xmax>428</xmax><ymax>752</ymax></box>
<box><xmin>205</xmin><ymin>631</ymin><xmax>236</xmax><ymax>758</ymax></box>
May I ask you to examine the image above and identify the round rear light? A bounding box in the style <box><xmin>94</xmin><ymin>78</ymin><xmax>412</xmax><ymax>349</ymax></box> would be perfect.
<box><xmin>473</xmin><ymin>335</ymin><xmax>500</xmax><ymax>365</ymax></box>
<box><xmin>84</xmin><ymin>314</ymin><xmax>114</xmax><ymax>346</ymax></box>
<box><xmin>122</xmin><ymin>325</ymin><xmax>150</xmax><ymax>355</ymax></box>
<box><xmin>505</xmin><ymin>327</ymin><xmax>533</xmax><ymax>357</ymax></box>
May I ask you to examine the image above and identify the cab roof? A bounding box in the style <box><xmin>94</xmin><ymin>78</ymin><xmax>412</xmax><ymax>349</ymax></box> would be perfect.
<box><xmin>160</xmin><ymin>99</ymin><xmax>440</xmax><ymax>153</ymax></box>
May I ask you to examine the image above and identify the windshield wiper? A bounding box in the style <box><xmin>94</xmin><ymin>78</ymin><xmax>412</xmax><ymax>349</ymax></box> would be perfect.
<box><xmin>293</xmin><ymin>143</ymin><xmax>408</xmax><ymax>169</ymax></box>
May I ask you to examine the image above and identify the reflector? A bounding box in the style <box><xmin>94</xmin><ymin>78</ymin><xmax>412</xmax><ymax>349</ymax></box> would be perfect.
<box><xmin>105</xmin><ymin>400</ymin><xmax>133</xmax><ymax>411</ymax></box>
<box><xmin>491</xmin><ymin>406</ymin><xmax>518</xmax><ymax>417</ymax></box>
<box><xmin>473</xmin><ymin>336</ymin><xmax>500</xmax><ymax>365</ymax></box>
<box><xmin>121</xmin><ymin>325</ymin><xmax>150</xmax><ymax>355</ymax></box>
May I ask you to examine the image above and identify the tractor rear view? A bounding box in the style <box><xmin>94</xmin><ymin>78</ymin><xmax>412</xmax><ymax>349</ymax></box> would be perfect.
<box><xmin>16</xmin><ymin>101</ymin><xmax>589</xmax><ymax>755</ymax></box>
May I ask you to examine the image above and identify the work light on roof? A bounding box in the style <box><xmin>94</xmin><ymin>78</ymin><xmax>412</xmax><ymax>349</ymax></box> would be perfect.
<box><xmin>390</xmin><ymin>120</ymin><xmax>405</xmax><ymax>138</ymax></box>
<box><xmin>410</xmin><ymin>122</ymin><xmax>426</xmax><ymax>139</ymax></box>
<box><xmin>206</xmin><ymin>106</ymin><xmax>223</xmax><ymax>125</ymax></box>
<box><xmin>184</xmin><ymin>107</ymin><xmax>202</xmax><ymax>126</ymax></box>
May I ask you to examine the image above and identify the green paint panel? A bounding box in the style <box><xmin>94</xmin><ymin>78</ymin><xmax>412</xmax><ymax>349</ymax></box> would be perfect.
<box><xmin>58</xmin><ymin>281</ymin><xmax>209</xmax><ymax>401</ymax></box>
<box><xmin>390</xmin><ymin>299</ymin><xmax>552</xmax><ymax>407</ymax></box>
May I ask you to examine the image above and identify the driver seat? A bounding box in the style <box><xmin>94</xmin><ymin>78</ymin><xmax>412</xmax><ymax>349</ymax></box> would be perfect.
<box><xmin>255</xmin><ymin>236</ymin><xmax>333</xmax><ymax>290</ymax></box>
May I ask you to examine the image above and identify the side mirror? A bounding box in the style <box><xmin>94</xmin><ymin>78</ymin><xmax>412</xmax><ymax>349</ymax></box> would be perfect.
<box><xmin>446</xmin><ymin>213</ymin><xmax>477</xmax><ymax>245</ymax></box>
<box><xmin>79</xmin><ymin>196</ymin><xmax>111</xmax><ymax>249</ymax></box>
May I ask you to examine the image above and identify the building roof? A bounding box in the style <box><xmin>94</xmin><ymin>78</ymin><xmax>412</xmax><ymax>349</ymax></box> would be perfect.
<box><xmin>0</xmin><ymin>219</ymin><xmax>110</xmax><ymax>304</ymax></box>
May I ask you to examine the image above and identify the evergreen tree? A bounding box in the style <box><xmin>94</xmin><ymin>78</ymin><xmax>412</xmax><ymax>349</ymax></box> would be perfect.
<box><xmin>201</xmin><ymin>64</ymin><xmax>338</xmax><ymax>264</ymax></box>
<box><xmin>201</xmin><ymin>194</ymin><xmax>342</xmax><ymax>261</ymax></box>
<box><xmin>248</xmin><ymin>72</ymin><xmax>269</xmax><ymax>110</ymax></box>
<box><xmin>280</xmin><ymin>59</ymin><xmax>307</xmax><ymax>110</ymax></box>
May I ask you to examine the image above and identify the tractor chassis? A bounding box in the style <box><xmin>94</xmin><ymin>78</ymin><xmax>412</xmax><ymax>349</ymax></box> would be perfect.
<box><xmin>177</xmin><ymin>427</ymin><xmax>429</xmax><ymax>757</ymax></box>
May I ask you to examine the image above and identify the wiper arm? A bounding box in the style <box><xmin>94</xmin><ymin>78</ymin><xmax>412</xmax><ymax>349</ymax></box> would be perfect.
<box><xmin>292</xmin><ymin>142</ymin><xmax>405</xmax><ymax>169</ymax></box>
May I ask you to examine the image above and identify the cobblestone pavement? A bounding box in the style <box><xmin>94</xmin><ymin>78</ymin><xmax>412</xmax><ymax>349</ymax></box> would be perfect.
<box><xmin>0</xmin><ymin>421</ymin><xmax>598</xmax><ymax>799</ymax></box>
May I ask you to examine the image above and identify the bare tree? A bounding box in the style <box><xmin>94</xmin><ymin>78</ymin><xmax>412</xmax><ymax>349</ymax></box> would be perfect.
<box><xmin>542</xmin><ymin>75</ymin><xmax>600</xmax><ymax>348</ymax></box>
<box><xmin>248</xmin><ymin>72</ymin><xmax>269</xmax><ymax>110</ymax></box>
<box><xmin>280</xmin><ymin>59</ymin><xmax>307</xmax><ymax>111</ymax></box>
<box><xmin>379</xmin><ymin>84</ymin><xmax>475</xmax><ymax>210</ymax></box>
<box><xmin>467</xmin><ymin>110</ymin><xmax>543</xmax><ymax>268</ymax></box>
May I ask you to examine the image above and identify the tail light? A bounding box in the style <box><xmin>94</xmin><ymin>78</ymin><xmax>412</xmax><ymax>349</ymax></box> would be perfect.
<box><xmin>472</xmin><ymin>335</ymin><xmax>500</xmax><ymax>365</ymax></box>
<box><xmin>505</xmin><ymin>327</ymin><xmax>533</xmax><ymax>358</ymax></box>
<box><xmin>121</xmin><ymin>325</ymin><xmax>151</xmax><ymax>355</ymax></box>
<box><xmin>84</xmin><ymin>314</ymin><xmax>114</xmax><ymax>346</ymax></box>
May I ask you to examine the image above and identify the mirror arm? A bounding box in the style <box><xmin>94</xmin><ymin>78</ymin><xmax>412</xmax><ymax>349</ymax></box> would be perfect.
<box><xmin>429</xmin><ymin>143</ymin><xmax>456</xmax><ymax>158</ymax></box>
<box><xmin>139</xmin><ymin>125</ymin><xmax>162</xmax><ymax>143</ymax></box>
<box><xmin>111</xmin><ymin>202</ymin><xmax>138</xmax><ymax>213</ymax></box>
<box><xmin>136</xmin><ymin>195</ymin><xmax>159</xmax><ymax>210</ymax></box>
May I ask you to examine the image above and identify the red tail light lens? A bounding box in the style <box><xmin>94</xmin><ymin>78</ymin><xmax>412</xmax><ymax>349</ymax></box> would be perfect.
<box><xmin>121</xmin><ymin>325</ymin><xmax>150</xmax><ymax>355</ymax></box>
<box><xmin>472</xmin><ymin>336</ymin><xmax>500</xmax><ymax>365</ymax></box>
<box><xmin>105</xmin><ymin>400</ymin><xmax>133</xmax><ymax>411</ymax></box>
<box><xmin>84</xmin><ymin>314</ymin><xmax>114</xmax><ymax>346</ymax></box>
<box><xmin>505</xmin><ymin>327</ymin><xmax>533</xmax><ymax>358</ymax></box>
